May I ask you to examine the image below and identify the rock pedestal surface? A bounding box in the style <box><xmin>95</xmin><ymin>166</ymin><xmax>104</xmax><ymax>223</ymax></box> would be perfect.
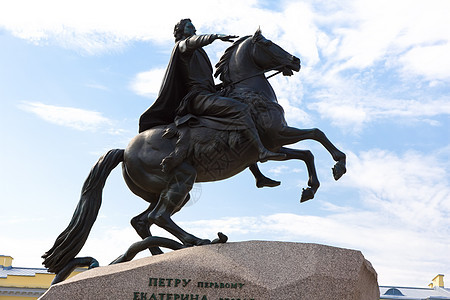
<box><xmin>40</xmin><ymin>241</ymin><xmax>379</xmax><ymax>300</ymax></box>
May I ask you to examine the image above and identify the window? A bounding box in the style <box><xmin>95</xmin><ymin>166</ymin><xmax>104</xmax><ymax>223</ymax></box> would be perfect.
<box><xmin>384</xmin><ymin>288</ymin><xmax>404</xmax><ymax>296</ymax></box>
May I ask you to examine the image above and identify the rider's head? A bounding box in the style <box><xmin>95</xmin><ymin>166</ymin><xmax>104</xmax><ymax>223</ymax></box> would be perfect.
<box><xmin>174</xmin><ymin>18</ymin><xmax>195</xmax><ymax>42</ymax></box>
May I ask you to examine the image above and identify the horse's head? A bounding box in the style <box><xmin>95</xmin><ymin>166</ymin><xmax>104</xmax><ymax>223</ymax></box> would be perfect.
<box><xmin>215</xmin><ymin>29</ymin><xmax>300</xmax><ymax>87</ymax></box>
<box><xmin>251</xmin><ymin>28</ymin><xmax>301</xmax><ymax>75</ymax></box>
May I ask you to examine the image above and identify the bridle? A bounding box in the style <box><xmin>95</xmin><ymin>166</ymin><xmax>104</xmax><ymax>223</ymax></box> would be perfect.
<box><xmin>221</xmin><ymin>64</ymin><xmax>285</xmax><ymax>88</ymax></box>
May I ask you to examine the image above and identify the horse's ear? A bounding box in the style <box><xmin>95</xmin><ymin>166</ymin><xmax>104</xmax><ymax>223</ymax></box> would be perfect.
<box><xmin>252</xmin><ymin>27</ymin><xmax>262</xmax><ymax>43</ymax></box>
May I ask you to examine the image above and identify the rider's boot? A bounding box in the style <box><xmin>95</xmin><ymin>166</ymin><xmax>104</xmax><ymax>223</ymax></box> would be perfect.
<box><xmin>249</xmin><ymin>164</ymin><xmax>281</xmax><ymax>188</ymax></box>
<box><xmin>161</xmin><ymin>126</ymin><xmax>190</xmax><ymax>173</ymax></box>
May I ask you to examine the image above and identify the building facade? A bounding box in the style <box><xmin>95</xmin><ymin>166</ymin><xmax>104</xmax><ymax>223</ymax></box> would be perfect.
<box><xmin>0</xmin><ymin>255</ymin><xmax>84</xmax><ymax>300</ymax></box>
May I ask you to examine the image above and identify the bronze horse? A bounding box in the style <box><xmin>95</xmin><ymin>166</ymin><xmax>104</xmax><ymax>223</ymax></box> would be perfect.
<box><xmin>42</xmin><ymin>29</ymin><xmax>346</xmax><ymax>277</ymax></box>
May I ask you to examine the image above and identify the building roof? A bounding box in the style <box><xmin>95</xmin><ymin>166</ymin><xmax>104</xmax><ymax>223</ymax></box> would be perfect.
<box><xmin>0</xmin><ymin>266</ymin><xmax>52</xmax><ymax>278</ymax></box>
<box><xmin>380</xmin><ymin>286</ymin><xmax>450</xmax><ymax>299</ymax></box>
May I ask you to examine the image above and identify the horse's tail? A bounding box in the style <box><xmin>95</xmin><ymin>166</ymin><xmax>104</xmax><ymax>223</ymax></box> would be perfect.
<box><xmin>42</xmin><ymin>149</ymin><xmax>124</xmax><ymax>274</ymax></box>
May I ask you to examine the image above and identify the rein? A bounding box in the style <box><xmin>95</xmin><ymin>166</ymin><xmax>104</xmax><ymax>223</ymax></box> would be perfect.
<box><xmin>222</xmin><ymin>65</ymin><xmax>285</xmax><ymax>88</ymax></box>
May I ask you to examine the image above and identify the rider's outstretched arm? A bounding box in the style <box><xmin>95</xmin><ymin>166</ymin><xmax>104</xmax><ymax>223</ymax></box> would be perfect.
<box><xmin>249</xmin><ymin>163</ymin><xmax>280</xmax><ymax>188</ymax></box>
<box><xmin>179</xmin><ymin>34</ymin><xmax>238</xmax><ymax>53</ymax></box>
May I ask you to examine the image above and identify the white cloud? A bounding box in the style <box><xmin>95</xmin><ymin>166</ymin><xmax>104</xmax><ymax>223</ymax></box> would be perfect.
<box><xmin>1</xmin><ymin>0</ymin><xmax>449</xmax><ymax>79</ymax></box>
<box><xmin>344</xmin><ymin>149</ymin><xmax>450</xmax><ymax>230</ymax></box>
<box><xmin>300</xmin><ymin>0</ymin><xmax>450</xmax><ymax>130</ymax></box>
<box><xmin>268</xmin><ymin>165</ymin><xmax>289</xmax><ymax>175</ymax></box>
<box><xmin>0</xmin><ymin>0</ymin><xmax>172</xmax><ymax>53</ymax></box>
<box><xmin>267</xmin><ymin>165</ymin><xmax>303</xmax><ymax>175</ymax></box>
<box><xmin>269</xmin><ymin>75</ymin><xmax>313</xmax><ymax>127</ymax></box>
<box><xmin>315</xmin><ymin>0</ymin><xmax>450</xmax><ymax>75</ymax></box>
<box><xmin>2</xmin><ymin>235</ymin><xmax>56</xmax><ymax>268</ymax></box>
<box><xmin>0</xmin><ymin>0</ymin><xmax>269</xmax><ymax>54</ymax></box>
<box><xmin>3</xmin><ymin>0</ymin><xmax>450</xmax><ymax>131</ymax></box>
<box><xmin>19</xmin><ymin>101</ymin><xmax>112</xmax><ymax>131</ymax></box>
<box><xmin>85</xmin><ymin>83</ymin><xmax>109</xmax><ymax>91</ymax></box>
<box><xmin>307</xmin><ymin>74</ymin><xmax>450</xmax><ymax>132</ymax></box>
<box><xmin>399</xmin><ymin>42</ymin><xmax>450</xmax><ymax>82</ymax></box>
<box><xmin>129</xmin><ymin>67</ymin><xmax>165</xmax><ymax>98</ymax></box>
<box><xmin>310</xmin><ymin>101</ymin><xmax>368</xmax><ymax>131</ymax></box>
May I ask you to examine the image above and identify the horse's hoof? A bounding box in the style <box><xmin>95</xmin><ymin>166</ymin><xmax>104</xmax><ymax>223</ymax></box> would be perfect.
<box><xmin>212</xmin><ymin>232</ymin><xmax>228</xmax><ymax>244</ymax></box>
<box><xmin>300</xmin><ymin>188</ymin><xmax>315</xmax><ymax>203</ymax></box>
<box><xmin>332</xmin><ymin>160</ymin><xmax>346</xmax><ymax>180</ymax></box>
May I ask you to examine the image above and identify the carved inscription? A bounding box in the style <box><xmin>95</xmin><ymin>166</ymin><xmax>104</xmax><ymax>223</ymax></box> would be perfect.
<box><xmin>197</xmin><ymin>282</ymin><xmax>244</xmax><ymax>289</ymax></box>
<box><xmin>149</xmin><ymin>278</ymin><xmax>192</xmax><ymax>288</ymax></box>
<box><xmin>133</xmin><ymin>293</ymin><xmax>206</xmax><ymax>300</ymax></box>
<box><xmin>132</xmin><ymin>277</ymin><xmax>254</xmax><ymax>300</ymax></box>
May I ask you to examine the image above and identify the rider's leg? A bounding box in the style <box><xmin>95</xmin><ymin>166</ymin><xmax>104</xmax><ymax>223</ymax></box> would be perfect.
<box><xmin>194</xmin><ymin>94</ymin><xmax>286</xmax><ymax>162</ymax></box>
<box><xmin>228</xmin><ymin>99</ymin><xmax>285</xmax><ymax>162</ymax></box>
<box><xmin>249</xmin><ymin>163</ymin><xmax>280</xmax><ymax>188</ymax></box>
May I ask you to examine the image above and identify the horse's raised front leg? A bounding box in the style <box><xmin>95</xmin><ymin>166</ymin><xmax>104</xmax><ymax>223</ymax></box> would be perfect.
<box><xmin>278</xmin><ymin>147</ymin><xmax>320</xmax><ymax>202</ymax></box>
<box><xmin>148</xmin><ymin>163</ymin><xmax>211</xmax><ymax>246</ymax></box>
<box><xmin>277</xmin><ymin>127</ymin><xmax>346</xmax><ymax>180</ymax></box>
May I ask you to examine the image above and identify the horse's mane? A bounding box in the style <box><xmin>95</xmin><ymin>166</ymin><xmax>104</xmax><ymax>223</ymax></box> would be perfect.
<box><xmin>214</xmin><ymin>35</ymin><xmax>250</xmax><ymax>84</ymax></box>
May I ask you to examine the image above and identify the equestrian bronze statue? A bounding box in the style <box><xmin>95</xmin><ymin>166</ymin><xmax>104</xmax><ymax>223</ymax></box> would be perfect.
<box><xmin>42</xmin><ymin>20</ymin><xmax>346</xmax><ymax>284</ymax></box>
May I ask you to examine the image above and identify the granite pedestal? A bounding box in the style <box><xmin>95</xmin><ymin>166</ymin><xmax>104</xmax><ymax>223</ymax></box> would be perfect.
<box><xmin>40</xmin><ymin>241</ymin><xmax>379</xmax><ymax>299</ymax></box>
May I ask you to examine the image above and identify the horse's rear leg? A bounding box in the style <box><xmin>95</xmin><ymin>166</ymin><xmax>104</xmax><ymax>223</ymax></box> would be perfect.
<box><xmin>279</xmin><ymin>147</ymin><xmax>320</xmax><ymax>202</ymax></box>
<box><xmin>130</xmin><ymin>202</ymin><xmax>164</xmax><ymax>255</ymax></box>
<box><xmin>123</xmin><ymin>169</ymin><xmax>164</xmax><ymax>255</ymax></box>
<box><xmin>278</xmin><ymin>127</ymin><xmax>346</xmax><ymax>180</ymax></box>
<box><xmin>148</xmin><ymin>163</ymin><xmax>210</xmax><ymax>246</ymax></box>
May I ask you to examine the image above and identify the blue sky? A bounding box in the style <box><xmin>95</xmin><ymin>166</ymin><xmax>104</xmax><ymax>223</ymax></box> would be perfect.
<box><xmin>1</xmin><ymin>0</ymin><xmax>449</xmax><ymax>287</ymax></box>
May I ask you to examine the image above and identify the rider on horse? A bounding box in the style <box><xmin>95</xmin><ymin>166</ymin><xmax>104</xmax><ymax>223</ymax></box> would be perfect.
<box><xmin>139</xmin><ymin>19</ymin><xmax>282</xmax><ymax>187</ymax></box>
<box><xmin>43</xmin><ymin>26</ymin><xmax>346</xmax><ymax>282</ymax></box>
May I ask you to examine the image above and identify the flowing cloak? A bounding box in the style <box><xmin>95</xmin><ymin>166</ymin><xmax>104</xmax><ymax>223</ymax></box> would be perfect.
<box><xmin>138</xmin><ymin>41</ymin><xmax>187</xmax><ymax>133</ymax></box>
